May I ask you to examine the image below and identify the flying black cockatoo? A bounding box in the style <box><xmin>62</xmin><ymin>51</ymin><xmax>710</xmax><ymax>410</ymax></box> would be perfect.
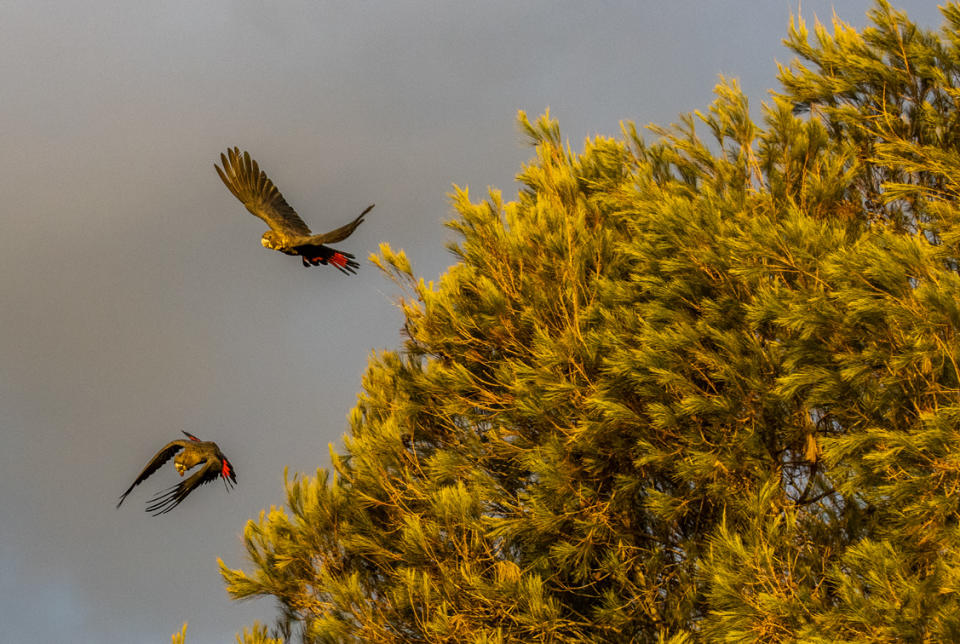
<box><xmin>116</xmin><ymin>431</ymin><xmax>237</xmax><ymax>515</ymax></box>
<box><xmin>215</xmin><ymin>147</ymin><xmax>374</xmax><ymax>273</ymax></box>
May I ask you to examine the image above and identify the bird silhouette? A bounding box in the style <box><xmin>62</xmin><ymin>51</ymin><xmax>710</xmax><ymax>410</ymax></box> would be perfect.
<box><xmin>117</xmin><ymin>431</ymin><xmax>237</xmax><ymax>515</ymax></box>
<box><xmin>215</xmin><ymin>147</ymin><xmax>374</xmax><ymax>273</ymax></box>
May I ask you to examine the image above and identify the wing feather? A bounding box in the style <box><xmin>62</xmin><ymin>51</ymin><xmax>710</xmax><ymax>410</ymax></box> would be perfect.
<box><xmin>306</xmin><ymin>203</ymin><xmax>375</xmax><ymax>245</ymax></box>
<box><xmin>116</xmin><ymin>441</ymin><xmax>187</xmax><ymax>508</ymax></box>
<box><xmin>215</xmin><ymin>147</ymin><xmax>312</xmax><ymax>237</ymax></box>
<box><xmin>144</xmin><ymin>457</ymin><xmax>229</xmax><ymax>516</ymax></box>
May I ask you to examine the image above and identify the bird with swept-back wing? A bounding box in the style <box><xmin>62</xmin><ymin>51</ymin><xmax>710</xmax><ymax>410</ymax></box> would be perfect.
<box><xmin>117</xmin><ymin>431</ymin><xmax>237</xmax><ymax>515</ymax></box>
<box><xmin>215</xmin><ymin>147</ymin><xmax>374</xmax><ymax>273</ymax></box>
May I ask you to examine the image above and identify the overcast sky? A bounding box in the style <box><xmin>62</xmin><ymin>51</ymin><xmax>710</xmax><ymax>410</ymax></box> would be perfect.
<box><xmin>0</xmin><ymin>1</ymin><xmax>944</xmax><ymax>642</ymax></box>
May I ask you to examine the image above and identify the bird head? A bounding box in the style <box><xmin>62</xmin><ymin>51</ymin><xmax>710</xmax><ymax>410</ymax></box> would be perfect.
<box><xmin>261</xmin><ymin>230</ymin><xmax>281</xmax><ymax>250</ymax></box>
<box><xmin>174</xmin><ymin>450</ymin><xmax>203</xmax><ymax>476</ymax></box>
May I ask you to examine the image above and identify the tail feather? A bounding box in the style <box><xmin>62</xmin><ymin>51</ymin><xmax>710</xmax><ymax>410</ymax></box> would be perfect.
<box><xmin>300</xmin><ymin>248</ymin><xmax>359</xmax><ymax>274</ymax></box>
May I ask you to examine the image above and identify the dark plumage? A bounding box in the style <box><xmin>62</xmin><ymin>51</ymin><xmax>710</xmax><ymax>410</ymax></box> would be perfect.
<box><xmin>215</xmin><ymin>147</ymin><xmax>374</xmax><ymax>273</ymax></box>
<box><xmin>116</xmin><ymin>431</ymin><xmax>237</xmax><ymax>515</ymax></box>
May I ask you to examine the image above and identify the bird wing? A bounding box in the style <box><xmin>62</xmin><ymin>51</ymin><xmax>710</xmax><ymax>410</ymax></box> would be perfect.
<box><xmin>215</xmin><ymin>147</ymin><xmax>312</xmax><ymax>237</ymax></box>
<box><xmin>116</xmin><ymin>440</ymin><xmax>187</xmax><ymax>508</ymax></box>
<box><xmin>144</xmin><ymin>456</ymin><xmax>230</xmax><ymax>516</ymax></box>
<box><xmin>305</xmin><ymin>203</ymin><xmax>374</xmax><ymax>245</ymax></box>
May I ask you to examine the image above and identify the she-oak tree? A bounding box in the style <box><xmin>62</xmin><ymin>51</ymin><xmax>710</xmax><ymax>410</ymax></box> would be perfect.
<box><xmin>212</xmin><ymin>3</ymin><xmax>960</xmax><ymax>641</ymax></box>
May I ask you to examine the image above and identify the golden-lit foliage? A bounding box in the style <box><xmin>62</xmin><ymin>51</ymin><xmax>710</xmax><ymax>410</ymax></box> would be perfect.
<box><xmin>171</xmin><ymin>623</ymin><xmax>187</xmax><ymax>644</ymax></box>
<box><xmin>220</xmin><ymin>3</ymin><xmax>960</xmax><ymax>641</ymax></box>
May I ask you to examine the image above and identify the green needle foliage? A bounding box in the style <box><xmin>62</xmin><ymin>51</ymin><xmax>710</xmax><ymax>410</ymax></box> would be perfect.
<box><xmin>219</xmin><ymin>3</ymin><xmax>960</xmax><ymax>641</ymax></box>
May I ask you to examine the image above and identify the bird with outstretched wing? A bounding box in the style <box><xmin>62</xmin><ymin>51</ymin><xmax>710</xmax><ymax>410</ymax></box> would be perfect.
<box><xmin>215</xmin><ymin>147</ymin><xmax>374</xmax><ymax>273</ymax></box>
<box><xmin>116</xmin><ymin>431</ymin><xmax>237</xmax><ymax>515</ymax></box>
